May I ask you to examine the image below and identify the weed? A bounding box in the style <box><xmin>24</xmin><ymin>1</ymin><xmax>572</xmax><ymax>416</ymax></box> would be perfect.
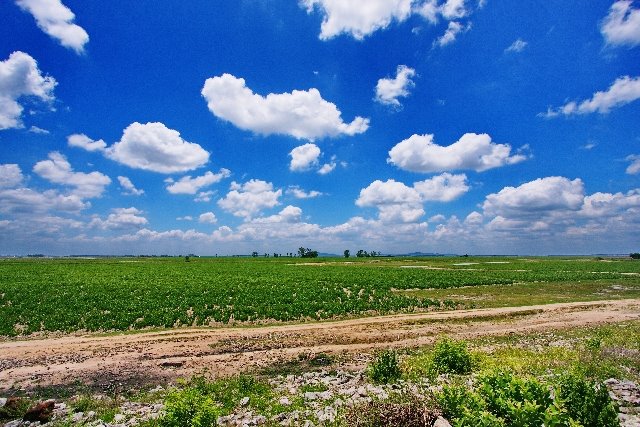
<box><xmin>432</xmin><ymin>337</ymin><xmax>473</xmax><ymax>375</ymax></box>
<box><xmin>367</xmin><ymin>349</ymin><xmax>402</xmax><ymax>384</ymax></box>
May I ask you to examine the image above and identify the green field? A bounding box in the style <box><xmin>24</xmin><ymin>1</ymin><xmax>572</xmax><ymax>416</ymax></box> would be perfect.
<box><xmin>1</xmin><ymin>256</ymin><xmax>639</xmax><ymax>336</ymax></box>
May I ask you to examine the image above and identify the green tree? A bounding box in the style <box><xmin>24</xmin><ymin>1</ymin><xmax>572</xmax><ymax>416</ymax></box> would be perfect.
<box><xmin>344</xmin><ymin>249</ymin><xmax>350</xmax><ymax>258</ymax></box>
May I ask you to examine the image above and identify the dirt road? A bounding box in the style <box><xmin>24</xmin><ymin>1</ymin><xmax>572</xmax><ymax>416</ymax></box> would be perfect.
<box><xmin>1</xmin><ymin>299</ymin><xmax>639</xmax><ymax>392</ymax></box>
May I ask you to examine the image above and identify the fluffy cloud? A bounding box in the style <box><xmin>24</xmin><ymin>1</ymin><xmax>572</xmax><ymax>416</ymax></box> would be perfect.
<box><xmin>626</xmin><ymin>155</ymin><xmax>640</xmax><ymax>175</ymax></box>
<box><xmin>601</xmin><ymin>0</ymin><xmax>640</xmax><ymax>46</ymax></box>
<box><xmin>0</xmin><ymin>187</ymin><xmax>87</xmax><ymax>214</ymax></box>
<box><xmin>165</xmin><ymin>169</ymin><xmax>231</xmax><ymax>195</ymax></box>
<box><xmin>90</xmin><ymin>207</ymin><xmax>148</xmax><ymax>230</ymax></box>
<box><xmin>0</xmin><ymin>51</ymin><xmax>56</xmax><ymax>130</ymax></box>
<box><xmin>580</xmin><ymin>189</ymin><xmax>640</xmax><ymax>218</ymax></box>
<box><xmin>482</xmin><ymin>177</ymin><xmax>585</xmax><ymax>218</ymax></box>
<box><xmin>199</xmin><ymin>212</ymin><xmax>218</xmax><ymax>224</ymax></box>
<box><xmin>218</xmin><ymin>179</ymin><xmax>282</xmax><ymax>219</ymax></box>
<box><xmin>0</xmin><ymin>164</ymin><xmax>24</xmax><ymax>188</ymax></box>
<box><xmin>33</xmin><ymin>152</ymin><xmax>111</xmax><ymax>198</ymax></box>
<box><xmin>415</xmin><ymin>0</ymin><xmax>470</xmax><ymax>23</ymax></box>
<box><xmin>542</xmin><ymin>75</ymin><xmax>640</xmax><ymax>117</ymax></box>
<box><xmin>317</xmin><ymin>161</ymin><xmax>337</xmax><ymax>175</ymax></box>
<box><xmin>505</xmin><ymin>38</ymin><xmax>528</xmax><ymax>53</ymax></box>
<box><xmin>303</xmin><ymin>0</ymin><xmax>473</xmax><ymax>41</ymax></box>
<box><xmin>201</xmin><ymin>73</ymin><xmax>369</xmax><ymax>140</ymax></box>
<box><xmin>106</xmin><ymin>122</ymin><xmax>210</xmax><ymax>173</ymax></box>
<box><xmin>194</xmin><ymin>191</ymin><xmax>214</xmax><ymax>203</ymax></box>
<box><xmin>15</xmin><ymin>0</ymin><xmax>89</xmax><ymax>53</ymax></box>
<box><xmin>413</xmin><ymin>173</ymin><xmax>469</xmax><ymax>201</ymax></box>
<box><xmin>355</xmin><ymin>174</ymin><xmax>469</xmax><ymax>223</ymax></box>
<box><xmin>388</xmin><ymin>133</ymin><xmax>527</xmax><ymax>173</ymax></box>
<box><xmin>68</xmin><ymin>134</ymin><xmax>107</xmax><ymax>152</ymax></box>
<box><xmin>286</xmin><ymin>186</ymin><xmax>324</xmax><ymax>199</ymax></box>
<box><xmin>28</xmin><ymin>125</ymin><xmax>49</xmax><ymax>134</ymax></box>
<box><xmin>434</xmin><ymin>21</ymin><xmax>469</xmax><ymax>47</ymax></box>
<box><xmin>375</xmin><ymin>65</ymin><xmax>416</xmax><ymax>107</ymax></box>
<box><xmin>289</xmin><ymin>143</ymin><xmax>321</xmax><ymax>171</ymax></box>
<box><xmin>301</xmin><ymin>0</ymin><xmax>414</xmax><ymax>40</ymax></box>
<box><xmin>117</xmin><ymin>176</ymin><xmax>144</xmax><ymax>196</ymax></box>
<box><xmin>356</xmin><ymin>179</ymin><xmax>425</xmax><ymax>223</ymax></box>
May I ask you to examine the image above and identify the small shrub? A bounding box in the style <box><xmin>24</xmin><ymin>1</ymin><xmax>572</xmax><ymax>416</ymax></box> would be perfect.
<box><xmin>432</xmin><ymin>337</ymin><xmax>473</xmax><ymax>375</ymax></box>
<box><xmin>557</xmin><ymin>373</ymin><xmax>619</xmax><ymax>427</ymax></box>
<box><xmin>160</xmin><ymin>387</ymin><xmax>219</xmax><ymax>427</ymax></box>
<box><xmin>368</xmin><ymin>349</ymin><xmax>401</xmax><ymax>384</ymax></box>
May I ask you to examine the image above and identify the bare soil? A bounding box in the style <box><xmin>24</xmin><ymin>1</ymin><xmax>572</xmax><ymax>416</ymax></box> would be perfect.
<box><xmin>1</xmin><ymin>299</ymin><xmax>638</xmax><ymax>392</ymax></box>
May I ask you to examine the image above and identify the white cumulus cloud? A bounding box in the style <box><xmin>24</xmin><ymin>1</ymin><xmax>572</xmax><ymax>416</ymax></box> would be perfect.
<box><xmin>388</xmin><ymin>133</ymin><xmax>527</xmax><ymax>173</ymax></box>
<box><xmin>33</xmin><ymin>151</ymin><xmax>111</xmax><ymax>198</ymax></box>
<box><xmin>375</xmin><ymin>65</ymin><xmax>416</xmax><ymax>107</ymax></box>
<box><xmin>317</xmin><ymin>161</ymin><xmax>337</xmax><ymax>175</ymax></box>
<box><xmin>15</xmin><ymin>0</ymin><xmax>89</xmax><ymax>53</ymax></box>
<box><xmin>414</xmin><ymin>173</ymin><xmax>469</xmax><ymax>201</ymax></box>
<box><xmin>218</xmin><ymin>179</ymin><xmax>282</xmax><ymax>219</ymax></box>
<box><xmin>289</xmin><ymin>143</ymin><xmax>321</xmax><ymax>171</ymax></box>
<box><xmin>286</xmin><ymin>186</ymin><xmax>324</xmax><ymax>199</ymax></box>
<box><xmin>356</xmin><ymin>179</ymin><xmax>425</xmax><ymax>223</ymax></box>
<box><xmin>0</xmin><ymin>164</ymin><xmax>25</xmax><ymax>188</ymax></box>
<box><xmin>165</xmin><ymin>169</ymin><xmax>231</xmax><ymax>195</ymax></box>
<box><xmin>199</xmin><ymin>212</ymin><xmax>218</xmax><ymax>224</ymax></box>
<box><xmin>542</xmin><ymin>75</ymin><xmax>640</xmax><ymax>117</ymax></box>
<box><xmin>117</xmin><ymin>176</ymin><xmax>144</xmax><ymax>196</ymax></box>
<box><xmin>0</xmin><ymin>51</ymin><xmax>56</xmax><ymax>130</ymax></box>
<box><xmin>68</xmin><ymin>133</ymin><xmax>107</xmax><ymax>152</ymax></box>
<box><xmin>601</xmin><ymin>0</ymin><xmax>640</xmax><ymax>46</ymax></box>
<box><xmin>434</xmin><ymin>21</ymin><xmax>469</xmax><ymax>47</ymax></box>
<box><xmin>106</xmin><ymin>122</ymin><xmax>210</xmax><ymax>174</ymax></box>
<box><xmin>626</xmin><ymin>154</ymin><xmax>640</xmax><ymax>175</ymax></box>
<box><xmin>201</xmin><ymin>73</ymin><xmax>369</xmax><ymax>140</ymax></box>
<box><xmin>90</xmin><ymin>207</ymin><xmax>148</xmax><ymax>230</ymax></box>
<box><xmin>482</xmin><ymin>177</ymin><xmax>585</xmax><ymax>218</ymax></box>
<box><xmin>301</xmin><ymin>0</ymin><xmax>414</xmax><ymax>40</ymax></box>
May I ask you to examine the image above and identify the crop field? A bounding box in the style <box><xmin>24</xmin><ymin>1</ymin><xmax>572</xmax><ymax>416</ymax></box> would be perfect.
<box><xmin>1</xmin><ymin>256</ymin><xmax>640</xmax><ymax>336</ymax></box>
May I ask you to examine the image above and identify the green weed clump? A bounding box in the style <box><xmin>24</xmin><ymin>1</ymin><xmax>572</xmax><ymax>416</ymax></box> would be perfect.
<box><xmin>432</xmin><ymin>337</ymin><xmax>473</xmax><ymax>375</ymax></box>
<box><xmin>367</xmin><ymin>349</ymin><xmax>402</xmax><ymax>384</ymax></box>
<box><xmin>436</xmin><ymin>370</ymin><xmax>618</xmax><ymax>427</ymax></box>
<box><xmin>158</xmin><ymin>375</ymin><xmax>273</xmax><ymax>427</ymax></box>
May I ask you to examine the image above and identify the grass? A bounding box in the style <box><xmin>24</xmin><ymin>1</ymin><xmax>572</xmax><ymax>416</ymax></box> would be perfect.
<box><xmin>403</xmin><ymin>321</ymin><xmax>640</xmax><ymax>383</ymax></box>
<box><xmin>395</xmin><ymin>279</ymin><xmax>640</xmax><ymax>309</ymax></box>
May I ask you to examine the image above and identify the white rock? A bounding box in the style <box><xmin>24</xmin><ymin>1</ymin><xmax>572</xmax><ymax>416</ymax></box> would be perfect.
<box><xmin>278</xmin><ymin>397</ymin><xmax>290</xmax><ymax>406</ymax></box>
<box><xmin>113</xmin><ymin>413</ymin><xmax>126</xmax><ymax>423</ymax></box>
<box><xmin>0</xmin><ymin>398</ymin><xmax>7</xmax><ymax>407</ymax></box>
<box><xmin>239</xmin><ymin>396</ymin><xmax>250</xmax><ymax>406</ymax></box>
<box><xmin>433</xmin><ymin>416</ymin><xmax>453</xmax><ymax>427</ymax></box>
<box><xmin>72</xmin><ymin>412</ymin><xmax>84</xmax><ymax>422</ymax></box>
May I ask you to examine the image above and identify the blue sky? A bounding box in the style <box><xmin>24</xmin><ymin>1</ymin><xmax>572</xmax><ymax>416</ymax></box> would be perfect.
<box><xmin>1</xmin><ymin>0</ymin><xmax>639</xmax><ymax>256</ymax></box>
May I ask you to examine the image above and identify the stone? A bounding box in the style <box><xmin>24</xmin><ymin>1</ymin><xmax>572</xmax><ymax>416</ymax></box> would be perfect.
<box><xmin>278</xmin><ymin>397</ymin><xmax>290</xmax><ymax>406</ymax></box>
<box><xmin>239</xmin><ymin>396</ymin><xmax>250</xmax><ymax>407</ymax></box>
<box><xmin>433</xmin><ymin>416</ymin><xmax>452</xmax><ymax>427</ymax></box>
<box><xmin>0</xmin><ymin>398</ymin><xmax>7</xmax><ymax>407</ymax></box>
<box><xmin>304</xmin><ymin>392</ymin><xmax>317</xmax><ymax>401</ymax></box>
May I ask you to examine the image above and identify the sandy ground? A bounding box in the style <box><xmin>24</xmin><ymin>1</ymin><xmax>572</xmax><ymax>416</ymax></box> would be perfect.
<box><xmin>1</xmin><ymin>299</ymin><xmax>638</xmax><ymax>392</ymax></box>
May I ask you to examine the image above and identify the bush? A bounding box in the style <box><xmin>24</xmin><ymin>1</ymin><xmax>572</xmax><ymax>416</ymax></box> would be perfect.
<box><xmin>437</xmin><ymin>370</ymin><xmax>618</xmax><ymax>427</ymax></box>
<box><xmin>432</xmin><ymin>337</ymin><xmax>473</xmax><ymax>375</ymax></box>
<box><xmin>368</xmin><ymin>349</ymin><xmax>402</xmax><ymax>384</ymax></box>
<box><xmin>557</xmin><ymin>373</ymin><xmax>619</xmax><ymax>427</ymax></box>
<box><xmin>161</xmin><ymin>387</ymin><xmax>219</xmax><ymax>427</ymax></box>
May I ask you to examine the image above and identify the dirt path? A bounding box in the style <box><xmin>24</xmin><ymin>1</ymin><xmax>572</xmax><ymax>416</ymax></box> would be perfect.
<box><xmin>1</xmin><ymin>299</ymin><xmax>639</xmax><ymax>392</ymax></box>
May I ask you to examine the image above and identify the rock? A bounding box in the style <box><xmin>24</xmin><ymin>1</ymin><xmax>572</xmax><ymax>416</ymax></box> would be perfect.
<box><xmin>278</xmin><ymin>397</ymin><xmax>290</xmax><ymax>406</ymax></box>
<box><xmin>318</xmin><ymin>391</ymin><xmax>332</xmax><ymax>400</ymax></box>
<box><xmin>4</xmin><ymin>420</ymin><xmax>23</xmax><ymax>427</ymax></box>
<box><xmin>0</xmin><ymin>397</ymin><xmax>7</xmax><ymax>407</ymax></box>
<box><xmin>72</xmin><ymin>411</ymin><xmax>84</xmax><ymax>422</ymax></box>
<box><xmin>23</xmin><ymin>400</ymin><xmax>55</xmax><ymax>423</ymax></box>
<box><xmin>239</xmin><ymin>396</ymin><xmax>250</xmax><ymax>407</ymax></box>
<box><xmin>113</xmin><ymin>413</ymin><xmax>126</xmax><ymax>423</ymax></box>
<box><xmin>433</xmin><ymin>416</ymin><xmax>452</xmax><ymax>427</ymax></box>
<box><xmin>304</xmin><ymin>392</ymin><xmax>317</xmax><ymax>401</ymax></box>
